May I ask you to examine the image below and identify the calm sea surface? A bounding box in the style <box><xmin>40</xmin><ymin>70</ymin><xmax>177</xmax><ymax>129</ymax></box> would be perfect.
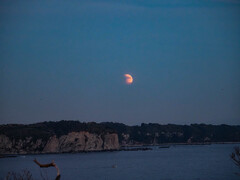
<box><xmin>0</xmin><ymin>144</ymin><xmax>239</xmax><ymax>180</ymax></box>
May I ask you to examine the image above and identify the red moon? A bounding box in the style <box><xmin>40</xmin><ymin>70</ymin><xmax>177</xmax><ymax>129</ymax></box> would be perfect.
<box><xmin>124</xmin><ymin>74</ymin><xmax>133</xmax><ymax>84</ymax></box>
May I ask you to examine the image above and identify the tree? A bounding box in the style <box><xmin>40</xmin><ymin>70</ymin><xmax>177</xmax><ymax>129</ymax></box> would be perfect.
<box><xmin>34</xmin><ymin>159</ymin><xmax>61</xmax><ymax>180</ymax></box>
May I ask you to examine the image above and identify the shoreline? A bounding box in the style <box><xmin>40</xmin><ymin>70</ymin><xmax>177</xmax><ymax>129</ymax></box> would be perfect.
<box><xmin>1</xmin><ymin>142</ymin><xmax>240</xmax><ymax>157</ymax></box>
<box><xmin>121</xmin><ymin>141</ymin><xmax>240</xmax><ymax>147</ymax></box>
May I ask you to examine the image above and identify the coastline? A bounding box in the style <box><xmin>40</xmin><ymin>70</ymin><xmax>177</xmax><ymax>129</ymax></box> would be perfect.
<box><xmin>1</xmin><ymin>142</ymin><xmax>240</xmax><ymax>157</ymax></box>
<box><xmin>121</xmin><ymin>141</ymin><xmax>240</xmax><ymax>147</ymax></box>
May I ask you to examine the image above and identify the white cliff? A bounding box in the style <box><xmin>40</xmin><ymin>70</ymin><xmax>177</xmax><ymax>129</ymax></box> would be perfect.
<box><xmin>0</xmin><ymin>132</ymin><xmax>119</xmax><ymax>154</ymax></box>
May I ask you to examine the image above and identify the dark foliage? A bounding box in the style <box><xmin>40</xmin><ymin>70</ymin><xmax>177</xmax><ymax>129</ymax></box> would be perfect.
<box><xmin>0</xmin><ymin>121</ymin><xmax>115</xmax><ymax>141</ymax></box>
<box><xmin>4</xmin><ymin>170</ymin><xmax>33</xmax><ymax>180</ymax></box>
<box><xmin>0</xmin><ymin>121</ymin><xmax>240</xmax><ymax>144</ymax></box>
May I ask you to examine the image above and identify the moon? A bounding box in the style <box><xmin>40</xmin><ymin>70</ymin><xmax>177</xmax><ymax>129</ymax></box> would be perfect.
<box><xmin>124</xmin><ymin>74</ymin><xmax>133</xmax><ymax>85</ymax></box>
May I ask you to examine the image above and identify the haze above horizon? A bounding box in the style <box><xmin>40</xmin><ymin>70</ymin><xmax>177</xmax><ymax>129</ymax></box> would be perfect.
<box><xmin>0</xmin><ymin>0</ymin><xmax>240</xmax><ymax>125</ymax></box>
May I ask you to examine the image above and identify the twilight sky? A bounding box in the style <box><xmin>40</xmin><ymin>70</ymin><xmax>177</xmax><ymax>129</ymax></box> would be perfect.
<box><xmin>0</xmin><ymin>0</ymin><xmax>240</xmax><ymax>125</ymax></box>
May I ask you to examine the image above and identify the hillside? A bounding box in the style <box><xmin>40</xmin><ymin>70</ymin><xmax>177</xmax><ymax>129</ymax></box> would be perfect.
<box><xmin>1</xmin><ymin>121</ymin><xmax>240</xmax><ymax>146</ymax></box>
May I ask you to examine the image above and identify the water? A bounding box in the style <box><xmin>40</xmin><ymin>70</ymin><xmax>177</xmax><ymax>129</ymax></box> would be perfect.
<box><xmin>0</xmin><ymin>144</ymin><xmax>239</xmax><ymax>180</ymax></box>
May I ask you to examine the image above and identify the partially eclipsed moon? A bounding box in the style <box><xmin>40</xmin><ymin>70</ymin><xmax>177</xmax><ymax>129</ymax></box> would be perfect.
<box><xmin>124</xmin><ymin>74</ymin><xmax>133</xmax><ymax>84</ymax></box>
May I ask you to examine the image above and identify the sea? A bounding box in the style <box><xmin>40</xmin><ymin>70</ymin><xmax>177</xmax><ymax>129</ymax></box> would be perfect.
<box><xmin>0</xmin><ymin>144</ymin><xmax>239</xmax><ymax>180</ymax></box>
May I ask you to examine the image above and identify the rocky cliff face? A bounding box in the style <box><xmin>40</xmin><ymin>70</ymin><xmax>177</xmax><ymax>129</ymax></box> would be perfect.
<box><xmin>0</xmin><ymin>132</ymin><xmax>119</xmax><ymax>154</ymax></box>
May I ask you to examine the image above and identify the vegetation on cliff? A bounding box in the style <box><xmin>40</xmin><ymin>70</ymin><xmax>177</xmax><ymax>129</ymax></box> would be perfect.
<box><xmin>1</xmin><ymin>121</ymin><xmax>240</xmax><ymax>144</ymax></box>
<box><xmin>0</xmin><ymin>121</ymin><xmax>115</xmax><ymax>141</ymax></box>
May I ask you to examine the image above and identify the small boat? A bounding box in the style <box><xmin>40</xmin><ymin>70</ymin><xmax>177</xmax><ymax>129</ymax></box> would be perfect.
<box><xmin>112</xmin><ymin>165</ymin><xmax>117</xmax><ymax>168</ymax></box>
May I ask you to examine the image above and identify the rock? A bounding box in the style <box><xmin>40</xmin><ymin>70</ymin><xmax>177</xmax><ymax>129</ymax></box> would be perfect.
<box><xmin>43</xmin><ymin>132</ymin><xmax>119</xmax><ymax>153</ymax></box>
<box><xmin>103</xmin><ymin>133</ymin><xmax>119</xmax><ymax>150</ymax></box>
<box><xmin>32</xmin><ymin>139</ymin><xmax>43</xmax><ymax>150</ymax></box>
<box><xmin>0</xmin><ymin>132</ymin><xmax>120</xmax><ymax>154</ymax></box>
<box><xmin>0</xmin><ymin>135</ymin><xmax>12</xmax><ymax>153</ymax></box>
<box><xmin>43</xmin><ymin>135</ymin><xmax>59</xmax><ymax>153</ymax></box>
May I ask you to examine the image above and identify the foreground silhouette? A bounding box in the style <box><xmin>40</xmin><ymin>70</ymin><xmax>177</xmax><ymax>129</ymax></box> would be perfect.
<box><xmin>33</xmin><ymin>159</ymin><xmax>61</xmax><ymax>180</ymax></box>
<box><xmin>231</xmin><ymin>147</ymin><xmax>240</xmax><ymax>176</ymax></box>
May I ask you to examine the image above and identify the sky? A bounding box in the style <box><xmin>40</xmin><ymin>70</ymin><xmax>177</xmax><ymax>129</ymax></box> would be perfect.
<box><xmin>0</xmin><ymin>0</ymin><xmax>240</xmax><ymax>125</ymax></box>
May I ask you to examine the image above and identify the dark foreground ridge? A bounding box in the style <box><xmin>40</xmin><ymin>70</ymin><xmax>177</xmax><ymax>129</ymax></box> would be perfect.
<box><xmin>0</xmin><ymin>120</ymin><xmax>240</xmax><ymax>154</ymax></box>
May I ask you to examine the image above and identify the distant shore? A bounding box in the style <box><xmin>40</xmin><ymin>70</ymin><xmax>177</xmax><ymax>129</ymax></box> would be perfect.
<box><xmin>1</xmin><ymin>142</ymin><xmax>240</xmax><ymax>158</ymax></box>
<box><xmin>1</xmin><ymin>121</ymin><xmax>240</xmax><ymax>155</ymax></box>
<box><xmin>121</xmin><ymin>141</ymin><xmax>240</xmax><ymax>147</ymax></box>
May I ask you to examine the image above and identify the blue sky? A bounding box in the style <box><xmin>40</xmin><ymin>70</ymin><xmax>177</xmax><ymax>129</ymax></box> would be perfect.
<box><xmin>0</xmin><ymin>0</ymin><xmax>240</xmax><ymax>125</ymax></box>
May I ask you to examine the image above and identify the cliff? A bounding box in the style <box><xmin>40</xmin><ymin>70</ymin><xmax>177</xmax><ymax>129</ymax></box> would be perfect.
<box><xmin>0</xmin><ymin>120</ymin><xmax>240</xmax><ymax>154</ymax></box>
<box><xmin>0</xmin><ymin>132</ymin><xmax>119</xmax><ymax>154</ymax></box>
